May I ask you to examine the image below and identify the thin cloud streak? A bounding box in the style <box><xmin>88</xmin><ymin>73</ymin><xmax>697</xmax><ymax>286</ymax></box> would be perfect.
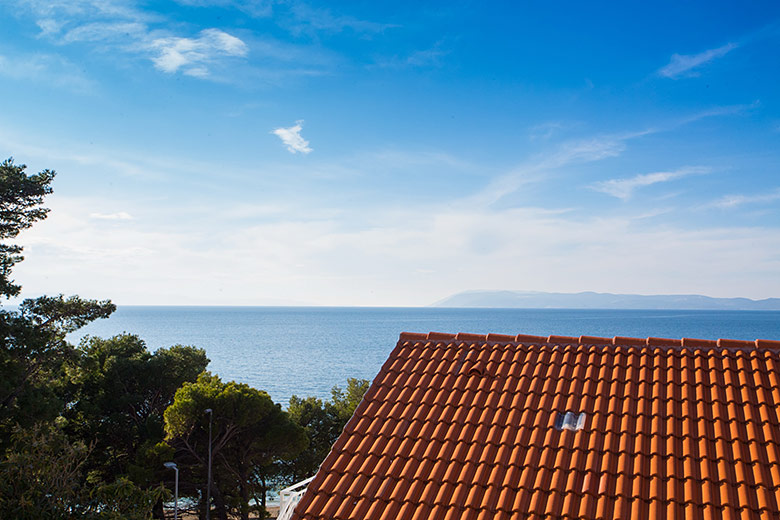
<box><xmin>61</xmin><ymin>21</ymin><xmax>148</xmax><ymax>43</ymax></box>
<box><xmin>90</xmin><ymin>211</ymin><xmax>134</xmax><ymax>220</ymax></box>
<box><xmin>659</xmin><ymin>42</ymin><xmax>737</xmax><ymax>78</ymax></box>
<box><xmin>707</xmin><ymin>188</ymin><xmax>780</xmax><ymax>209</ymax></box>
<box><xmin>172</xmin><ymin>0</ymin><xmax>273</xmax><ymax>18</ymax></box>
<box><xmin>284</xmin><ymin>2</ymin><xmax>396</xmax><ymax>36</ymax></box>
<box><xmin>591</xmin><ymin>166</ymin><xmax>710</xmax><ymax>200</ymax></box>
<box><xmin>469</xmin><ymin>131</ymin><xmax>649</xmax><ymax>206</ymax></box>
<box><xmin>676</xmin><ymin>101</ymin><xmax>760</xmax><ymax>126</ymax></box>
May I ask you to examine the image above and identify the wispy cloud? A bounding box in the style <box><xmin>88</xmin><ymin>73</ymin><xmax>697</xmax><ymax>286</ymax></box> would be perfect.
<box><xmin>372</xmin><ymin>41</ymin><xmax>450</xmax><ymax>70</ymax></box>
<box><xmin>90</xmin><ymin>211</ymin><xmax>134</xmax><ymax>220</ymax></box>
<box><xmin>284</xmin><ymin>2</ymin><xmax>395</xmax><ymax>36</ymax></box>
<box><xmin>62</xmin><ymin>21</ymin><xmax>147</xmax><ymax>43</ymax></box>
<box><xmin>172</xmin><ymin>0</ymin><xmax>273</xmax><ymax>17</ymax></box>
<box><xmin>0</xmin><ymin>52</ymin><xmax>96</xmax><ymax>93</ymax></box>
<box><xmin>36</xmin><ymin>17</ymin><xmax>65</xmax><ymax>36</ymax></box>
<box><xmin>676</xmin><ymin>101</ymin><xmax>760</xmax><ymax>126</ymax></box>
<box><xmin>14</xmin><ymin>0</ymin><xmax>249</xmax><ymax>80</ymax></box>
<box><xmin>468</xmin><ymin>132</ymin><xmax>644</xmax><ymax>206</ymax></box>
<box><xmin>591</xmin><ymin>166</ymin><xmax>710</xmax><ymax>200</ymax></box>
<box><xmin>528</xmin><ymin>121</ymin><xmax>574</xmax><ymax>141</ymax></box>
<box><xmin>150</xmin><ymin>28</ymin><xmax>248</xmax><ymax>76</ymax></box>
<box><xmin>16</xmin><ymin>0</ymin><xmax>152</xmax><ymax>21</ymax></box>
<box><xmin>272</xmin><ymin>120</ymin><xmax>313</xmax><ymax>154</ymax></box>
<box><xmin>658</xmin><ymin>43</ymin><xmax>738</xmax><ymax>78</ymax></box>
<box><xmin>706</xmin><ymin>188</ymin><xmax>780</xmax><ymax>209</ymax></box>
<box><xmin>545</xmin><ymin>135</ymin><xmax>632</xmax><ymax>166</ymax></box>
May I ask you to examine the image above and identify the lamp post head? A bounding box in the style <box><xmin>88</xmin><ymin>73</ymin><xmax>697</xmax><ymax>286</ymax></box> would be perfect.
<box><xmin>164</xmin><ymin>462</ymin><xmax>178</xmax><ymax>470</ymax></box>
<box><xmin>205</xmin><ymin>408</ymin><xmax>212</xmax><ymax>414</ymax></box>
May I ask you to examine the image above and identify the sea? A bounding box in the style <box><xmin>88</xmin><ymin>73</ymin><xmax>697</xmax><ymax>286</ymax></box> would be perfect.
<box><xmin>71</xmin><ymin>306</ymin><xmax>780</xmax><ymax>406</ymax></box>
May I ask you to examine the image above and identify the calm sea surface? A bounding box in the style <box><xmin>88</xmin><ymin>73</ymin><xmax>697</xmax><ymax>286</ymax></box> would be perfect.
<box><xmin>71</xmin><ymin>307</ymin><xmax>780</xmax><ymax>406</ymax></box>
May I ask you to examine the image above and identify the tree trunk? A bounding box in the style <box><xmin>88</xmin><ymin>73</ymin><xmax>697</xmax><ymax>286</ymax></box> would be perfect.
<box><xmin>239</xmin><ymin>467</ymin><xmax>250</xmax><ymax>520</ymax></box>
<box><xmin>199</xmin><ymin>487</ymin><xmax>207</xmax><ymax>520</ymax></box>
<box><xmin>211</xmin><ymin>485</ymin><xmax>229</xmax><ymax>520</ymax></box>
<box><xmin>152</xmin><ymin>497</ymin><xmax>165</xmax><ymax>519</ymax></box>
<box><xmin>261</xmin><ymin>474</ymin><xmax>267</xmax><ymax>509</ymax></box>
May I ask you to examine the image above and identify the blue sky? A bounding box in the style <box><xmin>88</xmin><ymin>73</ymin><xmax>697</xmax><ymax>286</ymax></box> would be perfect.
<box><xmin>1</xmin><ymin>1</ymin><xmax>779</xmax><ymax>306</ymax></box>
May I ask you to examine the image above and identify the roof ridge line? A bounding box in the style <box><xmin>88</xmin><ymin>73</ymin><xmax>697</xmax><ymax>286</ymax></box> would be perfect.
<box><xmin>398</xmin><ymin>332</ymin><xmax>780</xmax><ymax>350</ymax></box>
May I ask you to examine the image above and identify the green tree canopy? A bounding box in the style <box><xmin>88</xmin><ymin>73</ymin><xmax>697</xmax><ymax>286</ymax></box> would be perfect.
<box><xmin>0</xmin><ymin>157</ymin><xmax>55</xmax><ymax>299</ymax></box>
<box><xmin>0</xmin><ymin>295</ymin><xmax>116</xmax><ymax>446</ymax></box>
<box><xmin>65</xmin><ymin>334</ymin><xmax>208</xmax><ymax>486</ymax></box>
<box><xmin>0</xmin><ymin>423</ymin><xmax>165</xmax><ymax>520</ymax></box>
<box><xmin>283</xmin><ymin>378</ymin><xmax>369</xmax><ymax>483</ymax></box>
<box><xmin>165</xmin><ymin>373</ymin><xmax>307</xmax><ymax>520</ymax></box>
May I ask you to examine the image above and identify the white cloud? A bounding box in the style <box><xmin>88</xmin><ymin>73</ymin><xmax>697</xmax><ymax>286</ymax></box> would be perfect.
<box><xmin>36</xmin><ymin>18</ymin><xmax>64</xmax><ymax>36</ymax></box>
<box><xmin>150</xmin><ymin>28</ymin><xmax>248</xmax><ymax>76</ymax></box>
<box><xmin>90</xmin><ymin>211</ymin><xmax>134</xmax><ymax>220</ymax></box>
<box><xmin>591</xmin><ymin>166</ymin><xmax>710</xmax><ymax>200</ymax></box>
<box><xmin>658</xmin><ymin>43</ymin><xmax>737</xmax><ymax>78</ymax></box>
<box><xmin>272</xmin><ymin>120</ymin><xmax>312</xmax><ymax>154</ymax></box>
<box><xmin>707</xmin><ymin>188</ymin><xmax>780</xmax><ymax>209</ymax></box>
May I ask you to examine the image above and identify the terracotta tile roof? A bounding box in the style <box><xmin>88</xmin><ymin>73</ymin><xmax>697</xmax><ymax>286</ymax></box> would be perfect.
<box><xmin>291</xmin><ymin>332</ymin><xmax>780</xmax><ymax>520</ymax></box>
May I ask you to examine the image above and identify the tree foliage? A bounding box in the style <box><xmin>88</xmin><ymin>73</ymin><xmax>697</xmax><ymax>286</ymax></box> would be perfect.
<box><xmin>65</xmin><ymin>334</ymin><xmax>209</xmax><ymax>485</ymax></box>
<box><xmin>283</xmin><ymin>378</ymin><xmax>369</xmax><ymax>483</ymax></box>
<box><xmin>0</xmin><ymin>157</ymin><xmax>55</xmax><ymax>298</ymax></box>
<box><xmin>0</xmin><ymin>423</ymin><xmax>166</xmax><ymax>520</ymax></box>
<box><xmin>165</xmin><ymin>373</ymin><xmax>307</xmax><ymax>520</ymax></box>
<box><xmin>21</xmin><ymin>294</ymin><xmax>116</xmax><ymax>334</ymax></box>
<box><xmin>0</xmin><ymin>296</ymin><xmax>116</xmax><ymax>447</ymax></box>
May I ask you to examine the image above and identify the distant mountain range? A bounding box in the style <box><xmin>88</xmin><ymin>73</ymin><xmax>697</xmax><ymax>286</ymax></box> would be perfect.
<box><xmin>432</xmin><ymin>290</ymin><xmax>780</xmax><ymax>310</ymax></box>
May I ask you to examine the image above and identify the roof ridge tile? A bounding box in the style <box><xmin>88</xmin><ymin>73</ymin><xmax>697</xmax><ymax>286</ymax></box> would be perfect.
<box><xmin>682</xmin><ymin>338</ymin><xmax>718</xmax><ymax>348</ymax></box>
<box><xmin>399</xmin><ymin>331</ymin><xmax>428</xmax><ymax>341</ymax></box>
<box><xmin>718</xmin><ymin>338</ymin><xmax>754</xmax><ymax>349</ymax></box>
<box><xmin>579</xmin><ymin>335</ymin><xmax>613</xmax><ymax>345</ymax></box>
<box><xmin>647</xmin><ymin>337</ymin><xmax>682</xmax><ymax>347</ymax></box>
<box><xmin>455</xmin><ymin>332</ymin><xmax>488</xmax><ymax>343</ymax></box>
<box><xmin>756</xmin><ymin>339</ymin><xmax>780</xmax><ymax>350</ymax></box>
<box><xmin>548</xmin><ymin>335</ymin><xmax>579</xmax><ymax>345</ymax></box>
<box><xmin>427</xmin><ymin>331</ymin><xmax>457</xmax><ymax>341</ymax></box>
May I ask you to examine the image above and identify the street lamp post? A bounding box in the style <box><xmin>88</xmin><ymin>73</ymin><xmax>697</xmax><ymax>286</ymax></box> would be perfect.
<box><xmin>205</xmin><ymin>408</ymin><xmax>213</xmax><ymax>520</ymax></box>
<box><xmin>164</xmin><ymin>462</ymin><xmax>179</xmax><ymax>520</ymax></box>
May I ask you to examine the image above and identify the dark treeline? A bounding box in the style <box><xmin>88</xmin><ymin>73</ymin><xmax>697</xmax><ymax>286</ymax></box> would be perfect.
<box><xmin>0</xmin><ymin>158</ymin><xmax>368</xmax><ymax>519</ymax></box>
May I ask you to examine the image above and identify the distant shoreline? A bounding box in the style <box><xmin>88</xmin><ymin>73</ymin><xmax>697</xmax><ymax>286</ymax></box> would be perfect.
<box><xmin>432</xmin><ymin>290</ymin><xmax>780</xmax><ymax>311</ymax></box>
<box><xmin>63</xmin><ymin>304</ymin><xmax>780</xmax><ymax>312</ymax></box>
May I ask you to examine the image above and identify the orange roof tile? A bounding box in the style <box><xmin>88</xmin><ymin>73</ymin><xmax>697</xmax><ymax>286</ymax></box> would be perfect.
<box><xmin>291</xmin><ymin>332</ymin><xmax>780</xmax><ymax>520</ymax></box>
